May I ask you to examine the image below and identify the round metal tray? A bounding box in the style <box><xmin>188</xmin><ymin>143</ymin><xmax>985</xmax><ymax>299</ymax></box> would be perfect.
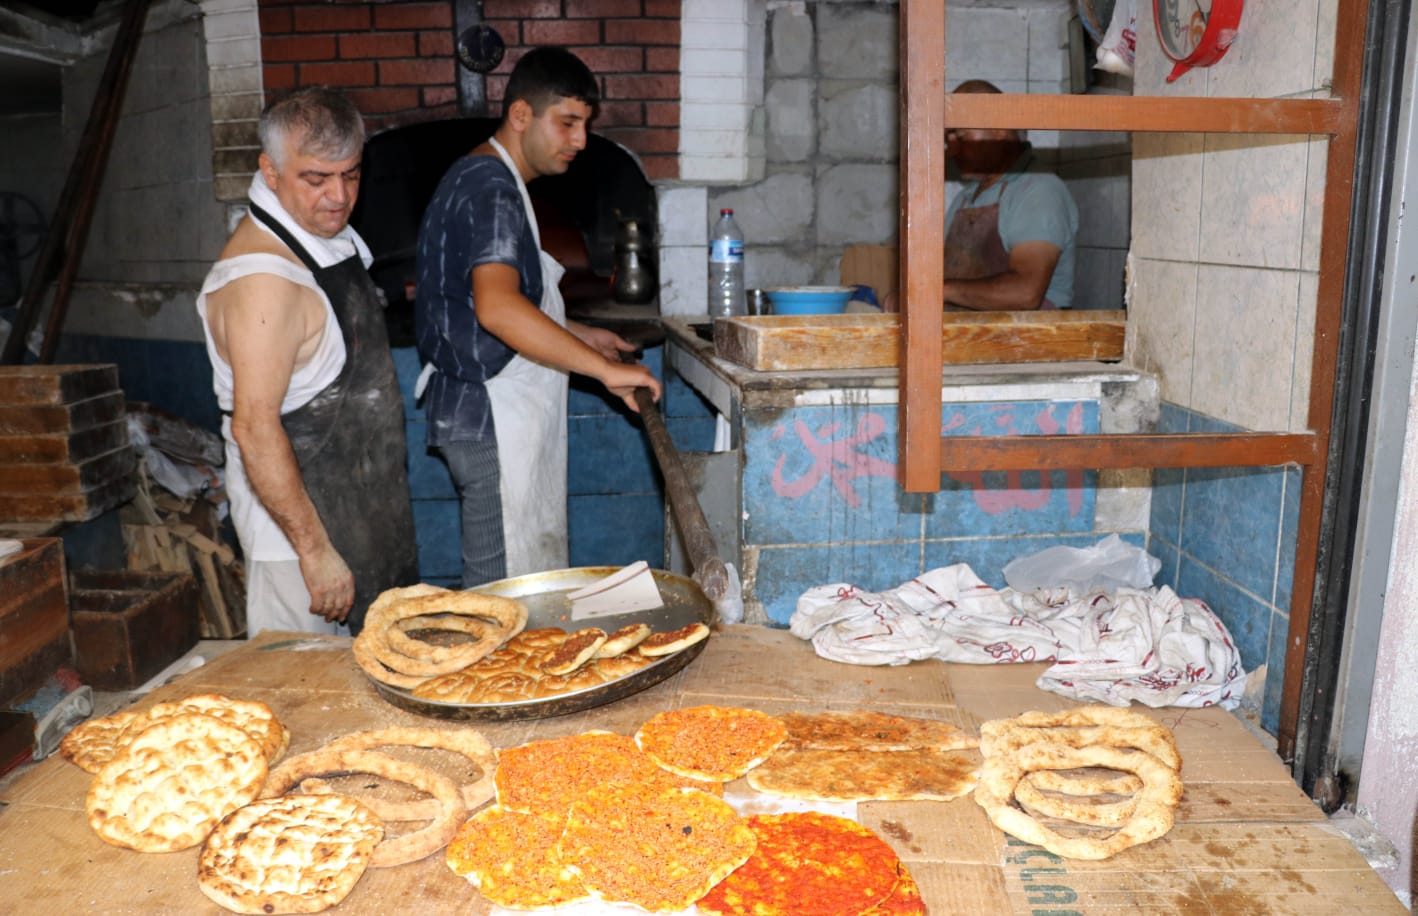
<box><xmin>367</xmin><ymin>566</ymin><xmax>713</xmax><ymax>721</ymax></box>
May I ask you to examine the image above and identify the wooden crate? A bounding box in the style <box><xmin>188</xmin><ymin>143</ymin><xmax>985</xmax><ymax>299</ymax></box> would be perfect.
<box><xmin>712</xmin><ymin>311</ymin><xmax>1126</xmax><ymax>372</ymax></box>
<box><xmin>69</xmin><ymin>568</ymin><xmax>200</xmax><ymax>690</ymax></box>
<box><xmin>0</xmin><ymin>538</ymin><xmax>70</xmax><ymax>705</ymax></box>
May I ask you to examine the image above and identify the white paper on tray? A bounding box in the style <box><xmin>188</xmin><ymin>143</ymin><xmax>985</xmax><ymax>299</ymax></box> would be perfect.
<box><xmin>568</xmin><ymin>560</ymin><xmax>664</xmax><ymax>620</ymax></box>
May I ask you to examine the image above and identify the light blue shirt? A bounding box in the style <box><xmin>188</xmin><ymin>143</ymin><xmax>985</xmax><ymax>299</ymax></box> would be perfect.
<box><xmin>945</xmin><ymin>160</ymin><xmax>1079</xmax><ymax>309</ymax></box>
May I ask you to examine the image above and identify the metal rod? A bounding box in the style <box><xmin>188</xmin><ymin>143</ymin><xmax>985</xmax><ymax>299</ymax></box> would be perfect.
<box><xmin>633</xmin><ymin>386</ymin><xmax>728</xmax><ymax>602</ymax></box>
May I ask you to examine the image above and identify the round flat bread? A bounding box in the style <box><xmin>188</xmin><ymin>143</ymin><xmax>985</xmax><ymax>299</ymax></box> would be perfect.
<box><xmin>59</xmin><ymin>709</ymin><xmax>151</xmax><ymax>774</ymax></box>
<box><xmin>147</xmin><ymin>693</ymin><xmax>289</xmax><ymax>764</ymax></box>
<box><xmin>87</xmin><ymin>712</ymin><xmax>268</xmax><ymax>852</ymax></box>
<box><xmin>696</xmin><ymin>812</ymin><xmax>902</xmax><ymax>916</ymax></box>
<box><xmin>198</xmin><ymin>794</ymin><xmax>383</xmax><ymax>914</ymax></box>
<box><xmin>558</xmin><ymin>783</ymin><xmax>755</xmax><ymax>912</ymax></box>
<box><xmin>635</xmin><ymin>705</ymin><xmax>787</xmax><ymax>782</ymax></box>
<box><xmin>444</xmin><ymin>805</ymin><xmax>590</xmax><ymax>909</ymax></box>
<box><xmin>495</xmin><ymin>731</ymin><xmax>720</xmax><ymax>817</ymax></box>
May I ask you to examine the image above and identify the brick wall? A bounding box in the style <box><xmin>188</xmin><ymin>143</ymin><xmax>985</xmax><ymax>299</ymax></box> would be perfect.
<box><xmin>256</xmin><ymin>0</ymin><xmax>681</xmax><ymax>178</ymax></box>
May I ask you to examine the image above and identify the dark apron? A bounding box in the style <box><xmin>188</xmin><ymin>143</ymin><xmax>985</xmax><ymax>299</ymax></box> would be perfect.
<box><xmin>248</xmin><ymin>205</ymin><xmax>418</xmax><ymax>634</ymax></box>
<box><xmin>943</xmin><ymin>177</ymin><xmax>1057</xmax><ymax>310</ymax></box>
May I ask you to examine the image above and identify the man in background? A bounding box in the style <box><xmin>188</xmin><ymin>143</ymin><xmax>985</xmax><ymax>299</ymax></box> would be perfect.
<box><xmin>939</xmin><ymin>79</ymin><xmax>1079</xmax><ymax>310</ymax></box>
<box><xmin>196</xmin><ymin>87</ymin><xmax>417</xmax><ymax>636</ymax></box>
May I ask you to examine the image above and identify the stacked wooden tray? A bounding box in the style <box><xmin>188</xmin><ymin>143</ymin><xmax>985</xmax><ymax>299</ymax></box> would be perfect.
<box><xmin>0</xmin><ymin>365</ymin><xmax>136</xmax><ymax>527</ymax></box>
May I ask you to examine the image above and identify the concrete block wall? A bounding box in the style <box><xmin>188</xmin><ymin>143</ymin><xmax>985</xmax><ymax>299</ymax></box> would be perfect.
<box><xmin>658</xmin><ymin>0</ymin><xmax>1090</xmax><ymax>312</ymax></box>
<box><xmin>1130</xmin><ymin>0</ymin><xmax>1338</xmax><ymax>737</ymax></box>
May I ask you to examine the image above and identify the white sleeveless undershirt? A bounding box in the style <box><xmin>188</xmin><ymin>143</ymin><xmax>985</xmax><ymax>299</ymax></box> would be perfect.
<box><xmin>196</xmin><ymin>252</ymin><xmax>346</xmax><ymax>561</ymax></box>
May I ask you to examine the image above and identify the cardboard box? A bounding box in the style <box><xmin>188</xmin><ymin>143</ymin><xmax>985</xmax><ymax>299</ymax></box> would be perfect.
<box><xmin>69</xmin><ymin>568</ymin><xmax>200</xmax><ymax>690</ymax></box>
<box><xmin>0</xmin><ymin>538</ymin><xmax>69</xmax><ymax>705</ymax></box>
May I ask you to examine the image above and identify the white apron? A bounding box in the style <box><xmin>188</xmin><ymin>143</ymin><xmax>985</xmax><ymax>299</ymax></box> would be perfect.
<box><xmin>485</xmin><ymin>137</ymin><xmax>570</xmax><ymax>576</ymax></box>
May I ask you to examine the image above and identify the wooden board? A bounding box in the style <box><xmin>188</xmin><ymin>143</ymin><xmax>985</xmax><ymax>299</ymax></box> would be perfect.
<box><xmin>0</xmin><ymin>391</ymin><xmax>126</xmax><ymax>435</ymax></box>
<box><xmin>0</xmin><ymin>444</ymin><xmax>136</xmax><ymax>494</ymax></box>
<box><xmin>0</xmin><ymin>538</ymin><xmax>69</xmax><ymax>704</ymax></box>
<box><xmin>712</xmin><ymin>311</ymin><xmax>1126</xmax><ymax>371</ymax></box>
<box><xmin>0</xmin><ymin>420</ymin><xmax>130</xmax><ymax>464</ymax></box>
<box><xmin>0</xmin><ymin>475</ymin><xmax>137</xmax><ymax>524</ymax></box>
<box><xmin>0</xmin><ymin>364</ymin><xmax>120</xmax><ymax>406</ymax></box>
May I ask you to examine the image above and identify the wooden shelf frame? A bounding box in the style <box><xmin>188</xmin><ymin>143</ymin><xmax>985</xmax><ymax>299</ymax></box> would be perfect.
<box><xmin>897</xmin><ymin>0</ymin><xmax>1371</xmax><ymax>763</ymax></box>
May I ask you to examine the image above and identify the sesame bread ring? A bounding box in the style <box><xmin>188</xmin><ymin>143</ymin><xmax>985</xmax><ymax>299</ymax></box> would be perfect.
<box><xmin>974</xmin><ymin>743</ymin><xmax>1182</xmax><ymax>860</ymax></box>
<box><xmin>293</xmin><ymin>727</ymin><xmax>496</xmax><ymax>820</ymax></box>
<box><xmin>262</xmin><ymin>747</ymin><xmax>466</xmax><ymax>868</ymax></box>
<box><xmin>364</xmin><ymin>589</ymin><xmax>528</xmax><ymax>678</ymax></box>
<box><xmin>1013</xmin><ymin>773</ymin><xmax>1139</xmax><ymax>827</ymax></box>
<box><xmin>387</xmin><ymin>613</ymin><xmax>496</xmax><ymax>665</ymax></box>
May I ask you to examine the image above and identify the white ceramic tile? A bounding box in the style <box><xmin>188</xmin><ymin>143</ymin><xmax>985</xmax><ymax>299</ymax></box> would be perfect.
<box><xmin>1291</xmin><ymin>271</ymin><xmax>1319</xmax><ymax>432</ymax></box>
<box><xmin>1191</xmin><ymin>264</ymin><xmax>1301</xmax><ymax>431</ymax></box>
<box><xmin>679</xmin><ymin>155</ymin><xmax>752</xmax><ymax>183</ymax></box>
<box><xmin>679</xmin><ymin>21</ymin><xmax>748</xmax><ymax>50</ymax></box>
<box><xmin>681</xmin><ymin>74</ymin><xmax>749</xmax><ymax>104</ymax></box>
<box><xmin>1126</xmin><ymin>257</ymin><xmax>1197</xmax><ymax>407</ymax></box>
<box><xmin>657</xmin><ymin>246</ymin><xmax>708</xmax><ymax>317</ymax></box>
<box><xmin>1313</xmin><ymin>0</ymin><xmax>1338</xmax><ymax>94</ymax></box>
<box><xmin>1206</xmin><ymin>0</ymin><xmax>1320</xmax><ymax>100</ymax></box>
<box><xmin>680</xmin><ymin>127</ymin><xmax>751</xmax><ymax>157</ymax></box>
<box><xmin>681</xmin><ymin>0</ymin><xmax>747</xmax><ymax>25</ymax></box>
<box><xmin>1068</xmin><ymin>170</ymin><xmax>1132</xmax><ymax>248</ymax></box>
<box><xmin>1198</xmin><ymin>133</ymin><xmax>1309</xmax><ymax>270</ymax></box>
<box><xmin>1130</xmin><ymin>132</ymin><xmax>1204</xmax><ymax>262</ymax></box>
<box><xmin>1132</xmin><ymin>2</ymin><xmax>1209</xmax><ymax>97</ymax></box>
<box><xmin>1300</xmin><ymin>137</ymin><xmax>1328</xmax><ymax>272</ymax></box>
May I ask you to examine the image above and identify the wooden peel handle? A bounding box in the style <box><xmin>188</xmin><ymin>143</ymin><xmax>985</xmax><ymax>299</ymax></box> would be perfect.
<box><xmin>633</xmin><ymin>385</ymin><xmax>729</xmax><ymax>601</ymax></box>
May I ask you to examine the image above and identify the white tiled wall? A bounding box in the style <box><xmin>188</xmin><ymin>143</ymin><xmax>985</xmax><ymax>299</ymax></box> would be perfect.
<box><xmin>1128</xmin><ymin>0</ymin><xmax>1336</xmax><ymax>431</ymax></box>
<box><xmin>678</xmin><ymin>0</ymin><xmax>764</xmax><ymax>185</ymax></box>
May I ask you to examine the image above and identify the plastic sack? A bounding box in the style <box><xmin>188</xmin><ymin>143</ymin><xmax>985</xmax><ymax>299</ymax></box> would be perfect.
<box><xmin>1095</xmin><ymin>0</ymin><xmax>1137</xmax><ymax>77</ymax></box>
<box><xmin>713</xmin><ymin>562</ymin><xmax>744</xmax><ymax>625</ymax></box>
<box><xmin>1003</xmin><ymin>533</ymin><xmax>1160</xmax><ymax>593</ymax></box>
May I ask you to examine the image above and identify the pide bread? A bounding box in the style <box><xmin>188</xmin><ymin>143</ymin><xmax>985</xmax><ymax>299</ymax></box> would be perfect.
<box><xmin>197</xmin><ymin>794</ymin><xmax>383</xmax><ymax>914</ymax></box>
<box><xmin>746</xmin><ymin>746</ymin><xmax>981</xmax><ymax>802</ymax></box>
<box><xmin>59</xmin><ymin>709</ymin><xmax>150</xmax><ymax>774</ymax></box>
<box><xmin>147</xmin><ymin>694</ymin><xmax>289</xmax><ymax>764</ymax></box>
<box><xmin>86</xmin><ymin>712</ymin><xmax>268</xmax><ymax>853</ymax></box>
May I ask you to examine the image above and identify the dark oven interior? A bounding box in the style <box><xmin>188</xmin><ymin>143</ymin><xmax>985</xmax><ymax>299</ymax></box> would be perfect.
<box><xmin>351</xmin><ymin>118</ymin><xmax>659</xmax><ymax>347</ymax></box>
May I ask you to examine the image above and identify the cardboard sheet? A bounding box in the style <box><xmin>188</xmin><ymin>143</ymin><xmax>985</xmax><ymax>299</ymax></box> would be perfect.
<box><xmin>0</xmin><ymin>627</ymin><xmax>1399</xmax><ymax>914</ymax></box>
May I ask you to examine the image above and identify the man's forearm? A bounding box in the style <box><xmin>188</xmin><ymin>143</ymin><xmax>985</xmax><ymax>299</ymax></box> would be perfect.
<box><xmin>941</xmin><ymin>271</ymin><xmax>1046</xmax><ymax>311</ymax></box>
<box><xmin>230</xmin><ymin>416</ymin><xmax>333</xmax><ymax>557</ymax></box>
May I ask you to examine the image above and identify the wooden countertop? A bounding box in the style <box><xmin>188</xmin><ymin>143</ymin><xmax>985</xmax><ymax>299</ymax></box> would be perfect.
<box><xmin>0</xmin><ymin>627</ymin><xmax>1402</xmax><ymax>914</ymax></box>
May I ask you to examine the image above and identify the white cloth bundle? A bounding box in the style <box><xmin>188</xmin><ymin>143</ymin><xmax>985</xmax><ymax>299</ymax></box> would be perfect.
<box><xmin>246</xmin><ymin>173</ymin><xmax>373</xmax><ymax>270</ymax></box>
<box><xmin>789</xmin><ymin>564</ymin><xmax>1247</xmax><ymax>709</ymax></box>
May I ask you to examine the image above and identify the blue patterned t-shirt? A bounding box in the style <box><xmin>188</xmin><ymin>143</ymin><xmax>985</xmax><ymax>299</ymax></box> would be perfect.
<box><xmin>415</xmin><ymin>154</ymin><xmax>544</xmax><ymax>445</ymax></box>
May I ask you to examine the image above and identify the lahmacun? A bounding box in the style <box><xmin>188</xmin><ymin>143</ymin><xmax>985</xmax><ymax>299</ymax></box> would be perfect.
<box><xmin>86</xmin><ymin>712</ymin><xmax>268</xmax><ymax>853</ymax></box>
<box><xmin>557</xmin><ymin>782</ymin><xmax>755</xmax><ymax>912</ymax></box>
<box><xmin>974</xmin><ymin>742</ymin><xmax>1183</xmax><ymax>860</ymax></box>
<box><xmin>444</xmin><ymin>805</ymin><xmax>590</xmax><ymax>909</ymax></box>
<box><xmin>147</xmin><ymin>693</ymin><xmax>289</xmax><ymax>764</ymax></box>
<box><xmin>746</xmin><ymin>746</ymin><xmax>980</xmax><ymax>802</ymax></box>
<box><xmin>697</xmin><ymin>812</ymin><xmax>903</xmax><ymax>916</ymax></box>
<box><xmin>635</xmin><ymin>705</ymin><xmax>787</xmax><ymax>781</ymax></box>
<box><xmin>494</xmin><ymin>731</ymin><xmax>720</xmax><ymax>816</ymax></box>
<box><xmin>596</xmin><ymin>622</ymin><xmax>652</xmax><ymax>658</ymax></box>
<box><xmin>863</xmin><ymin>862</ymin><xmax>927</xmax><ymax>915</ymax></box>
<box><xmin>539</xmin><ymin>627</ymin><xmax>607</xmax><ymax>676</ymax></box>
<box><xmin>262</xmin><ymin>747</ymin><xmax>466</xmax><ymax>868</ymax></box>
<box><xmin>637</xmin><ymin>621</ymin><xmax>710</xmax><ymax>657</ymax></box>
<box><xmin>197</xmin><ymin>794</ymin><xmax>383</xmax><ymax>914</ymax></box>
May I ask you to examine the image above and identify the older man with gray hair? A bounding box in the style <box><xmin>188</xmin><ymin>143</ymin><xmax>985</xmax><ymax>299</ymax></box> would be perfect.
<box><xmin>196</xmin><ymin>87</ymin><xmax>417</xmax><ymax>637</ymax></box>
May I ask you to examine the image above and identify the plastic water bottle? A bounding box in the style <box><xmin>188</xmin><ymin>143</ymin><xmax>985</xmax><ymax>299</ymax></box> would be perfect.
<box><xmin>708</xmin><ymin>208</ymin><xmax>745</xmax><ymax>318</ymax></box>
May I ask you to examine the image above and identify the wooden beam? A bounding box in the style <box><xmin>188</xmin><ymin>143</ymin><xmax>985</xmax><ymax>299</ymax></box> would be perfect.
<box><xmin>942</xmin><ymin>94</ymin><xmax>1343</xmax><ymax>136</ymax></box>
<box><xmin>936</xmin><ymin>433</ymin><xmax>1321</xmax><ymax>472</ymax></box>
<box><xmin>1277</xmin><ymin>0</ymin><xmax>1371</xmax><ymax>765</ymax></box>
<box><xmin>897</xmin><ymin>0</ymin><xmax>945</xmax><ymax>492</ymax></box>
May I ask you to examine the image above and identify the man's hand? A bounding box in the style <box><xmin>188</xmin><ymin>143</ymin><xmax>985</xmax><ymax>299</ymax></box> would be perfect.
<box><xmin>569</xmin><ymin>323</ymin><xmax>638</xmax><ymax>362</ymax></box>
<box><xmin>299</xmin><ymin>542</ymin><xmax>355</xmax><ymax>622</ymax></box>
<box><xmin>598</xmin><ymin>360</ymin><xmax>661</xmax><ymax>413</ymax></box>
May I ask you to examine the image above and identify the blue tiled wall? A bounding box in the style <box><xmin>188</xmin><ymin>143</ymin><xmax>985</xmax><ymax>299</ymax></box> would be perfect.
<box><xmin>741</xmin><ymin>397</ymin><xmax>1108</xmax><ymax>625</ymax></box>
<box><xmin>1147</xmin><ymin>402</ymin><xmax>1300</xmax><ymax>736</ymax></box>
<box><xmin>53</xmin><ymin>334</ymin><xmax>221</xmax><ymax>431</ymax></box>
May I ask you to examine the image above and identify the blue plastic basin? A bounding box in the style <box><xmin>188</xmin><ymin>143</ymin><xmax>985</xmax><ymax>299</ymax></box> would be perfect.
<box><xmin>763</xmin><ymin>286</ymin><xmax>854</xmax><ymax>316</ymax></box>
